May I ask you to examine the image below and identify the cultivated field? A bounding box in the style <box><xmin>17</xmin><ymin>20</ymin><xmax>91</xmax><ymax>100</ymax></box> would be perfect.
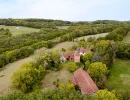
<box><xmin>0</xmin><ymin>25</ymin><xmax>40</xmax><ymax>36</ymax></box>
<box><xmin>107</xmin><ymin>59</ymin><xmax>130</xmax><ymax>90</ymax></box>
<box><xmin>74</xmin><ymin>33</ymin><xmax>108</xmax><ymax>41</ymax></box>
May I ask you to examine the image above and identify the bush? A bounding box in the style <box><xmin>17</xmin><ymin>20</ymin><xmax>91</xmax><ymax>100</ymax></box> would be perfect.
<box><xmin>95</xmin><ymin>90</ymin><xmax>118</xmax><ymax>100</ymax></box>
<box><xmin>0</xmin><ymin>90</ymin><xmax>25</xmax><ymax>100</ymax></box>
<box><xmin>67</xmin><ymin>62</ymin><xmax>77</xmax><ymax>72</ymax></box>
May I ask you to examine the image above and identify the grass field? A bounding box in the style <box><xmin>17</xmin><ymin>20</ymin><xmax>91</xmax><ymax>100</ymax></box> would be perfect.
<box><xmin>74</xmin><ymin>33</ymin><xmax>108</xmax><ymax>41</ymax></box>
<box><xmin>0</xmin><ymin>25</ymin><xmax>40</xmax><ymax>36</ymax></box>
<box><xmin>42</xmin><ymin>66</ymin><xmax>73</xmax><ymax>89</ymax></box>
<box><xmin>123</xmin><ymin>33</ymin><xmax>130</xmax><ymax>43</ymax></box>
<box><xmin>107</xmin><ymin>59</ymin><xmax>130</xmax><ymax>90</ymax></box>
<box><xmin>56</xmin><ymin>26</ymin><xmax>70</xmax><ymax>29</ymax></box>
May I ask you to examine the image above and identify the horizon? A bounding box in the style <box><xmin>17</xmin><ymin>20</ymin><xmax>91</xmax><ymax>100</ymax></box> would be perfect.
<box><xmin>0</xmin><ymin>0</ymin><xmax>130</xmax><ymax>21</ymax></box>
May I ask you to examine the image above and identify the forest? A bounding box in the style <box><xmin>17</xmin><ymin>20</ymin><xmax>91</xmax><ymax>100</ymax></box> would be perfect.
<box><xmin>0</xmin><ymin>19</ymin><xmax>130</xmax><ymax>100</ymax></box>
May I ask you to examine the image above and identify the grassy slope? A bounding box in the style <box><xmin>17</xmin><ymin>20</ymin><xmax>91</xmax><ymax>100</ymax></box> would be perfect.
<box><xmin>56</xmin><ymin>26</ymin><xmax>70</xmax><ymax>29</ymax></box>
<box><xmin>74</xmin><ymin>33</ymin><xmax>108</xmax><ymax>41</ymax></box>
<box><xmin>107</xmin><ymin>59</ymin><xmax>130</xmax><ymax>90</ymax></box>
<box><xmin>123</xmin><ymin>34</ymin><xmax>130</xmax><ymax>43</ymax></box>
<box><xmin>0</xmin><ymin>25</ymin><xmax>40</xmax><ymax>36</ymax></box>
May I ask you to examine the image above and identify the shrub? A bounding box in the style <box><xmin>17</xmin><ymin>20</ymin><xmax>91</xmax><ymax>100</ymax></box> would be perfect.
<box><xmin>67</xmin><ymin>62</ymin><xmax>77</xmax><ymax>72</ymax></box>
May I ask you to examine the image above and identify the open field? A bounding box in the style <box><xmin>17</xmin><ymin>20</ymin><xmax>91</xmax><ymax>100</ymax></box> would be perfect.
<box><xmin>56</xmin><ymin>26</ymin><xmax>70</xmax><ymax>29</ymax></box>
<box><xmin>107</xmin><ymin>59</ymin><xmax>130</xmax><ymax>90</ymax></box>
<box><xmin>52</xmin><ymin>41</ymin><xmax>77</xmax><ymax>50</ymax></box>
<box><xmin>42</xmin><ymin>66</ymin><xmax>73</xmax><ymax>89</ymax></box>
<box><xmin>0</xmin><ymin>25</ymin><xmax>40</xmax><ymax>36</ymax></box>
<box><xmin>74</xmin><ymin>33</ymin><xmax>108</xmax><ymax>41</ymax></box>
<box><xmin>123</xmin><ymin>33</ymin><xmax>130</xmax><ymax>43</ymax></box>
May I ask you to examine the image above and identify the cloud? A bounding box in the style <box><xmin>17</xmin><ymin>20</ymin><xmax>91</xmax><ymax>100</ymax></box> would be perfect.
<box><xmin>0</xmin><ymin>0</ymin><xmax>130</xmax><ymax>21</ymax></box>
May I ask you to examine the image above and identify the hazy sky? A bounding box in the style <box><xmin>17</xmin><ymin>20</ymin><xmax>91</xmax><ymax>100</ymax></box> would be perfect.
<box><xmin>0</xmin><ymin>0</ymin><xmax>130</xmax><ymax>21</ymax></box>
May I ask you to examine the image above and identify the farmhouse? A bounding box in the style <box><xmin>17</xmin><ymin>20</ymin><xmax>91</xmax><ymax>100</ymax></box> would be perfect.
<box><xmin>60</xmin><ymin>47</ymin><xmax>91</xmax><ymax>63</ymax></box>
<box><xmin>70</xmin><ymin>68</ymin><xmax>99</xmax><ymax>95</ymax></box>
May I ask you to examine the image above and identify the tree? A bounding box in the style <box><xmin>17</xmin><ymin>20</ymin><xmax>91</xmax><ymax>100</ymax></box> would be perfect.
<box><xmin>88</xmin><ymin>62</ymin><xmax>109</xmax><ymax>79</ymax></box>
<box><xmin>67</xmin><ymin>62</ymin><xmax>77</xmax><ymax>72</ymax></box>
<box><xmin>91</xmin><ymin>48</ymin><xmax>101</xmax><ymax>63</ymax></box>
<box><xmin>95</xmin><ymin>40</ymin><xmax>114</xmax><ymax>69</ymax></box>
<box><xmin>78</xmin><ymin>40</ymin><xmax>86</xmax><ymax>48</ymax></box>
<box><xmin>84</xmin><ymin>60</ymin><xmax>90</xmax><ymax>70</ymax></box>
<box><xmin>88</xmin><ymin>62</ymin><xmax>109</xmax><ymax>88</ymax></box>
<box><xmin>11</xmin><ymin>62</ymin><xmax>46</xmax><ymax>92</ymax></box>
<box><xmin>83</xmin><ymin>52</ymin><xmax>93</xmax><ymax>62</ymax></box>
<box><xmin>95</xmin><ymin>90</ymin><xmax>118</xmax><ymax>100</ymax></box>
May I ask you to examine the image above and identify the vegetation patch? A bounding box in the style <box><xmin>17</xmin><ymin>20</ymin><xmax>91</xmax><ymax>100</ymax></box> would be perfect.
<box><xmin>107</xmin><ymin>59</ymin><xmax>130</xmax><ymax>90</ymax></box>
<box><xmin>42</xmin><ymin>66</ymin><xmax>73</xmax><ymax>89</ymax></box>
<box><xmin>123</xmin><ymin>33</ymin><xmax>130</xmax><ymax>43</ymax></box>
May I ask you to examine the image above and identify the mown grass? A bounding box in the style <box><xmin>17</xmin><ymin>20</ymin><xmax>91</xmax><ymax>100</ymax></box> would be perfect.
<box><xmin>0</xmin><ymin>25</ymin><xmax>40</xmax><ymax>36</ymax></box>
<box><xmin>107</xmin><ymin>59</ymin><xmax>130</xmax><ymax>90</ymax></box>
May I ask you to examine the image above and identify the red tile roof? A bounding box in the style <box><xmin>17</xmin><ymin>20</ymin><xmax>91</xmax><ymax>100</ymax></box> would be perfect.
<box><xmin>79</xmin><ymin>47</ymin><xmax>90</xmax><ymax>53</ymax></box>
<box><xmin>70</xmin><ymin>68</ymin><xmax>99</xmax><ymax>95</ymax></box>
<box><xmin>64</xmin><ymin>52</ymin><xmax>74</xmax><ymax>58</ymax></box>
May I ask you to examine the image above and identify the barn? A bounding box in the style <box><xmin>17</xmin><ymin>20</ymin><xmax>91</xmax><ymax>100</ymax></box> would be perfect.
<box><xmin>70</xmin><ymin>68</ymin><xmax>99</xmax><ymax>95</ymax></box>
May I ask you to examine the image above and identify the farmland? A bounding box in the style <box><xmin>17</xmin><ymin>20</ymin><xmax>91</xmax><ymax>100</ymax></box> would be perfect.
<box><xmin>0</xmin><ymin>25</ymin><xmax>40</xmax><ymax>36</ymax></box>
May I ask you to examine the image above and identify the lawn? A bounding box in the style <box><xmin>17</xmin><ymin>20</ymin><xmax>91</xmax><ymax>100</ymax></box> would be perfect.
<box><xmin>107</xmin><ymin>59</ymin><xmax>130</xmax><ymax>90</ymax></box>
<box><xmin>0</xmin><ymin>25</ymin><xmax>40</xmax><ymax>36</ymax></box>
<box><xmin>41</xmin><ymin>65</ymin><xmax>73</xmax><ymax>89</ymax></box>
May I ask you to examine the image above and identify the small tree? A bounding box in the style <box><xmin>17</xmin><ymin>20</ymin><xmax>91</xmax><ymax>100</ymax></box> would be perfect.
<box><xmin>67</xmin><ymin>62</ymin><xmax>77</xmax><ymax>72</ymax></box>
<box><xmin>91</xmin><ymin>48</ymin><xmax>101</xmax><ymax>63</ymax></box>
<box><xmin>83</xmin><ymin>52</ymin><xmax>93</xmax><ymax>62</ymax></box>
<box><xmin>95</xmin><ymin>90</ymin><xmax>118</xmax><ymax>100</ymax></box>
<box><xmin>88</xmin><ymin>62</ymin><xmax>109</xmax><ymax>88</ymax></box>
<box><xmin>88</xmin><ymin>62</ymin><xmax>109</xmax><ymax>79</ymax></box>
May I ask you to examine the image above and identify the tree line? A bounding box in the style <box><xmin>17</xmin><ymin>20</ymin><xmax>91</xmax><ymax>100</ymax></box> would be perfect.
<box><xmin>0</xmin><ymin>18</ymin><xmax>73</xmax><ymax>29</ymax></box>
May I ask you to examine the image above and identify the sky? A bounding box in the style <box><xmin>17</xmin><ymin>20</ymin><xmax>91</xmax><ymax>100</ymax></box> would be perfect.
<box><xmin>0</xmin><ymin>0</ymin><xmax>130</xmax><ymax>21</ymax></box>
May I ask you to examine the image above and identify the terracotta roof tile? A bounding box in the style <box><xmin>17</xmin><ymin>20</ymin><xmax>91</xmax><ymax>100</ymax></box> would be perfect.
<box><xmin>71</xmin><ymin>68</ymin><xmax>99</xmax><ymax>95</ymax></box>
